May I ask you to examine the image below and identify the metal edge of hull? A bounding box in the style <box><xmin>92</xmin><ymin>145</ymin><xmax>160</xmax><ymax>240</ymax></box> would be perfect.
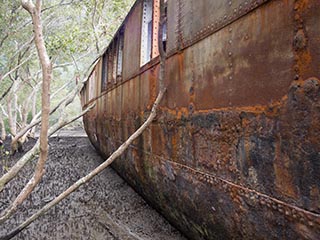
<box><xmin>82</xmin><ymin>0</ymin><xmax>320</xmax><ymax>239</ymax></box>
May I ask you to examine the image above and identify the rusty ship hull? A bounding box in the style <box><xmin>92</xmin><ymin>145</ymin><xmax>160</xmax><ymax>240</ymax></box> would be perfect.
<box><xmin>81</xmin><ymin>0</ymin><xmax>320</xmax><ymax>239</ymax></box>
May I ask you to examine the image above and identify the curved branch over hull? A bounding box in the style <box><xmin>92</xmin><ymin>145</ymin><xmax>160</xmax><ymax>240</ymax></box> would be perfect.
<box><xmin>82</xmin><ymin>0</ymin><xmax>320</xmax><ymax>239</ymax></box>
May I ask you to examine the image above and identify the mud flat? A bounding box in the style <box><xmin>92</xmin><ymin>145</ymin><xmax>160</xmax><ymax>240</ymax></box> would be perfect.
<box><xmin>0</xmin><ymin>136</ymin><xmax>186</xmax><ymax>240</ymax></box>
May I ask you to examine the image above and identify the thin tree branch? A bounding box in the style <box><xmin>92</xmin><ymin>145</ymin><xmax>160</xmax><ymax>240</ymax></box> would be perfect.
<box><xmin>7</xmin><ymin>37</ymin><xmax>34</xmax><ymax>65</ymax></box>
<box><xmin>10</xmin><ymin>80</ymin><xmax>80</xmax><ymax>152</ymax></box>
<box><xmin>0</xmin><ymin>1</ymin><xmax>167</xmax><ymax>237</ymax></box>
<box><xmin>0</xmin><ymin>54</ymin><xmax>34</xmax><ymax>83</ymax></box>
<box><xmin>0</xmin><ymin>83</ymin><xmax>14</xmax><ymax>103</ymax></box>
<box><xmin>41</xmin><ymin>0</ymin><xmax>81</xmax><ymax>12</ymax></box>
<box><xmin>15</xmin><ymin>0</ymin><xmax>52</xmax><ymax>229</ymax></box>
<box><xmin>0</xmin><ymin>34</ymin><xmax>9</xmax><ymax>49</ymax></box>
<box><xmin>0</xmin><ymin>88</ymin><xmax>164</xmax><ymax>238</ymax></box>
<box><xmin>0</xmin><ymin>100</ymin><xmax>94</xmax><ymax>195</ymax></box>
<box><xmin>0</xmin><ymin>103</ymin><xmax>95</xmax><ymax>224</ymax></box>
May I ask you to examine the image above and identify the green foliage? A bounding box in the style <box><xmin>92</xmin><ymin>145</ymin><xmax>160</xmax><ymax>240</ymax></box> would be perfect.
<box><xmin>3</xmin><ymin>118</ymin><xmax>10</xmax><ymax>134</ymax></box>
<box><xmin>46</xmin><ymin>26</ymin><xmax>91</xmax><ymax>56</ymax></box>
<box><xmin>27</xmin><ymin>111</ymin><xmax>33</xmax><ymax>124</ymax></box>
<box><xmin>0</xmin><ymin>78</ymin><xmax>12</xmax><ymax>99</ymax></box>
<box><xmin>0</xmin><ymin>0</ymin><xmax>135</xmax><ymax>132</ymax></box>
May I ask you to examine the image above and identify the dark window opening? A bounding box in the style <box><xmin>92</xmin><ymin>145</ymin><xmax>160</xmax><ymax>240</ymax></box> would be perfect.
<box><xmin>107</xmin><ymin>50</ymin><xmax>113</xmax><ymax>84</ymax></box>
<box><xmin>117</xmin><ymin>31</ymin><xmax>124</xmax><ymax>78</ymax></box>
<box><xmin>101</xmin><ymin>53</ymin><xmax>108</xmax><ymax>91</ymax></box>
<box><xmin>112</xmin><ymin>40</ymin><xmax>118</xmax><ymax>83</ymax></box>
<box><xmin>162</xmin><ymin>2</ymin><xmax>167</xmax><ymax>52</ymax></box>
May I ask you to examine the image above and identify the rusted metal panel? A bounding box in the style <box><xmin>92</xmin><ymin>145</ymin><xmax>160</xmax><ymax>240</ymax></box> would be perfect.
<box><xmin>114</xmin><ymin>86</ymin><xmax>122</xmax><ymax>121</ymax></box>
<box><xmin>165</xmin><ymin>0</ymin><xmax>296</xmax><ymax>109</ymax></box>
<box><xmin>108</xmin><ymin>76</ymin><xmax>320</xmax><ymax>239</ymax></box>
<box><xmin>164</xmin><ymin>53</ymin><xmax>191</xmax><ymax>110</ymax></box>
<box><xmin>121</xmin><ymin>76</ymin><xmax>140</xmax><ymax>114</ymax></box>
<box><xmin>166</xmin><ymin>0</ymin><xmax>179</xmax><ymax>55</ymax></box>
<box><xmin>120</xmin><ymin>79</ymin><xmax>131</xmax><ymax>114</ymax></box>
<box><xmin>82</xmin><ymin>0</ymin><xmax>320</xmax><ymax>239</ymax></box>
<box><xmin>134</xmin><ymin>154</ymin><xmax>320</xmax><ymax>239</ymax></box>
<box><xmin>123</xmin><ymin>1</ymin><xmax>142</xmax><ymax>80</ymax></box>
<box><xmin>110</xmin><ymin>89</ymin><xmax>117</xmax><ymax>118</ymax></box>
<box><xmin>192</xmin><ymin>0</ymin><xmax>295</xmax><ymax>109</ymax></box>
<box><xmin>139</xmin><ymin>66</ymin><xmax>157</xmax><ymax>110</ymax></box>
<box><xmin>179</xmin><ymin>0</ymin><xmax>270</xmax><ymax>48</ymax></box>
<box><xmin>293</xmin><ymin>0</ymin><xmax>320</xmax><ymax>80</ymax></box>
<box><xmin>96</xmin><ymin>59</ymin><xmax>102</xmax><ymax>96</ymax></box>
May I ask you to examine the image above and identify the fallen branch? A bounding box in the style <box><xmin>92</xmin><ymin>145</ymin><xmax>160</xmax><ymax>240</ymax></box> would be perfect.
<box><xmin>0</xmin><ymin>102</ymin><xmax>95</xmax><ymax>192</ymax></box>
<box><xmin>0</xmin><ymin>1</ymin><xmax>167</xmax><ymax>238</ymax></box>
<box><xmin>0</xmin><ymin>103</ymin><xmax>95</xmax><ymax>223</ymax></box>
<box><xmin>0</xmin><ymin>88</ymin><xmax>165</xmax><ymax>239</ymax></box>
<box><xmin>10</xmin><ymin>2</ymin><xmax>53</xmax><ymax>231</ymax></box>
<box><xmin>10</xmin><ymin>81</ymin><xmax>83</xmax><ymax>152</ymax></box>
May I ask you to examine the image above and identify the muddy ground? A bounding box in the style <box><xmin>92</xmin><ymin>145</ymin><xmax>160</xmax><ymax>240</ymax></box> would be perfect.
<box><xmin>0</xmin><ymin>135</ymin><xmax>186</xmax><ymax>240</ymax></box>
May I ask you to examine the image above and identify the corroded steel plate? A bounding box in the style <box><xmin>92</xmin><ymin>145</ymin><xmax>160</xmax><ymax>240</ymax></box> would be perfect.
<box><xmin>82</xmin><ymin>0</ymin><xmax>320</xmax><ymax>239</ymax></box>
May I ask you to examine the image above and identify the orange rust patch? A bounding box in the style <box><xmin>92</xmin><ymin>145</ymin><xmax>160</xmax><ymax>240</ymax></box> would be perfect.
<box><xmin>171</xmin><ymin>132</ymin><xmax>178</xmax><ymax>162</ymax></box>
<box><xmin>160</xmin><ymin>107</ymin><xmax>189</xmax><ymax>119</ymax></box>
<box><xmin>148</xmin><ymin>72</ymin><xmax>157</xmax><ymax>108</ymax></box>
<box><xmin>293</xmin><ymin>0</ymin><xmax>314</xmax><ymax>79</ymax></box>
<box><xmin>296</xmin><ymin>51</ymin><xmax>312</xmax><ymax>76</ymax></box>
<box><xmin>294</xmin><ymin>0</ymin><xmax>310</xmax><ymax>12</ymax></box>
<box><xmin>196</xmin><ymin>101</ymin><xmax>284</xmax><ymax>116</ymax></box>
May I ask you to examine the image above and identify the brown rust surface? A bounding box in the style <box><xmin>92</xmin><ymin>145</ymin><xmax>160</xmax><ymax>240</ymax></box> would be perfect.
<box><xmin>83</xmin><ymin>0</ymin><xmax>320</xmax><ymax>239</ymax></box>
<box><xmin>85</xmin><ymin>76</ymin><xmax>320</xmax><ymax>239</ymax></box>
<box><xmin>192</xmin><ymin>0</ymin><xmax>294</xmax><ymax>109</ymax></box>
<box><xmin>123</xmin><ymin>0</ymin><xmax>142</xmax><ymax>80</ymax></box>
<box><xmin>293</xmin><ymin>0</ymin><xmax>320</xmax><ymax>80</ymax></box>
<box><xmin>166</xmin><ymin>0</ymin><xmax>179</xmax><ymax>55</ymax></box>
<box><xmin>172</xmin><ymin>0</ymin><xmax>271</xmax><ymax>54</ymax></box>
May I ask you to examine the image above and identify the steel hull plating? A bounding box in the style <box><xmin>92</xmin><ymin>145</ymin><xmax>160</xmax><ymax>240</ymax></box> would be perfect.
<box><xmin>82</xmin><ymin>0</ymin><xmax>320</xmax><ymax>239</ymax></box>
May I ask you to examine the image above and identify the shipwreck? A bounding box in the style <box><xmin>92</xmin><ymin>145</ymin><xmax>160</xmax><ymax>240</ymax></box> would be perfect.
<box><xmin>80</xmin><ymin>0</ymin><xmax>320</xmax><ymax>239</ymax></box>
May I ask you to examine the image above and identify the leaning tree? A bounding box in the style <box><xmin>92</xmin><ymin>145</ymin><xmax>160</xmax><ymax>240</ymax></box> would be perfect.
<box><xmin>0</xmin><ymin>0</ymin><xmax>167</xmax><ymax>239</ymax></box>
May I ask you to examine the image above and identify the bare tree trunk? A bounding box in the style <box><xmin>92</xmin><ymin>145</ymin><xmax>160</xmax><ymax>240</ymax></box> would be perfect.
<box><xmin>11</xmin><ymin>80</ymin><xmax>82</xmax><ymax>152</ymax></box>
<box><xmin>158</xmin><ymin>0</ymin><xmax>166</xmax><ymax>91</ymax></box>
<box><xmin>0</xmin><ymin>89</ymin><xmax>165</xmax><ymax>239</ymax></box>
<box><xmin>0</xmin><ymin>54</ymin><xmax>34</xmax><ymax>84</ymax></box>
<box><xmin>0</xmin><ymin>103</ymin><xmax>95</xmax><ymax>223</ymax></box>
<box><xmin>0</xmin><ymin>79</ymin><xmax>86</xmax><ymax>197</ymax></box>
<box><xmin>6</xmin><ymin>80</ymin><xmax>19</xmax><ymax>137</ymax></box>
<box><xmin>21</xmin><ymin>90</ymin><xmax>35</xmax><ymax>129</ymax></box>
<box><xmin>0</xmin><ymin>81</ymin><xmax>14</xmax><ymax>103</ymax></box>
<box><xmin>0</xmin><ymin>1</ymin><xmax>167</xmax><ymax>238</ymax></box>
<box><xmin>91</xmin><ymin>0</ymin><xmax>100</xmax><ymax>53</ymax></box>
<box><xmin>0</xmin><ymin>110</ymin><xmax>6</xmax><ymax>141</ymax></box>
<box><xmin>0</xmin><ymin>0</ymin><xmax>54</xmax><ymax>224</ymax></box>
<box><xmin>0</xmin><ymin>102</ymin><xmax>95</xmax><ymax>194</ymax></box>
<box><xmin>6</xmin><ymin>99</ymin><xmax>14</xmax><ymax>136</ymax></box>
<box><xmin>12</xmin><ymin>83</ymin><xmax>39</xmax><ymax>151</ymax></box>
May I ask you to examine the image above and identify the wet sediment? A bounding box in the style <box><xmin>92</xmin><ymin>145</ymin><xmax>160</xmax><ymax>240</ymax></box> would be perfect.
<box><xmin>0</xmin><ymin>136</ymin><xmax>186</xmax><ymax>240</ymax></box>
